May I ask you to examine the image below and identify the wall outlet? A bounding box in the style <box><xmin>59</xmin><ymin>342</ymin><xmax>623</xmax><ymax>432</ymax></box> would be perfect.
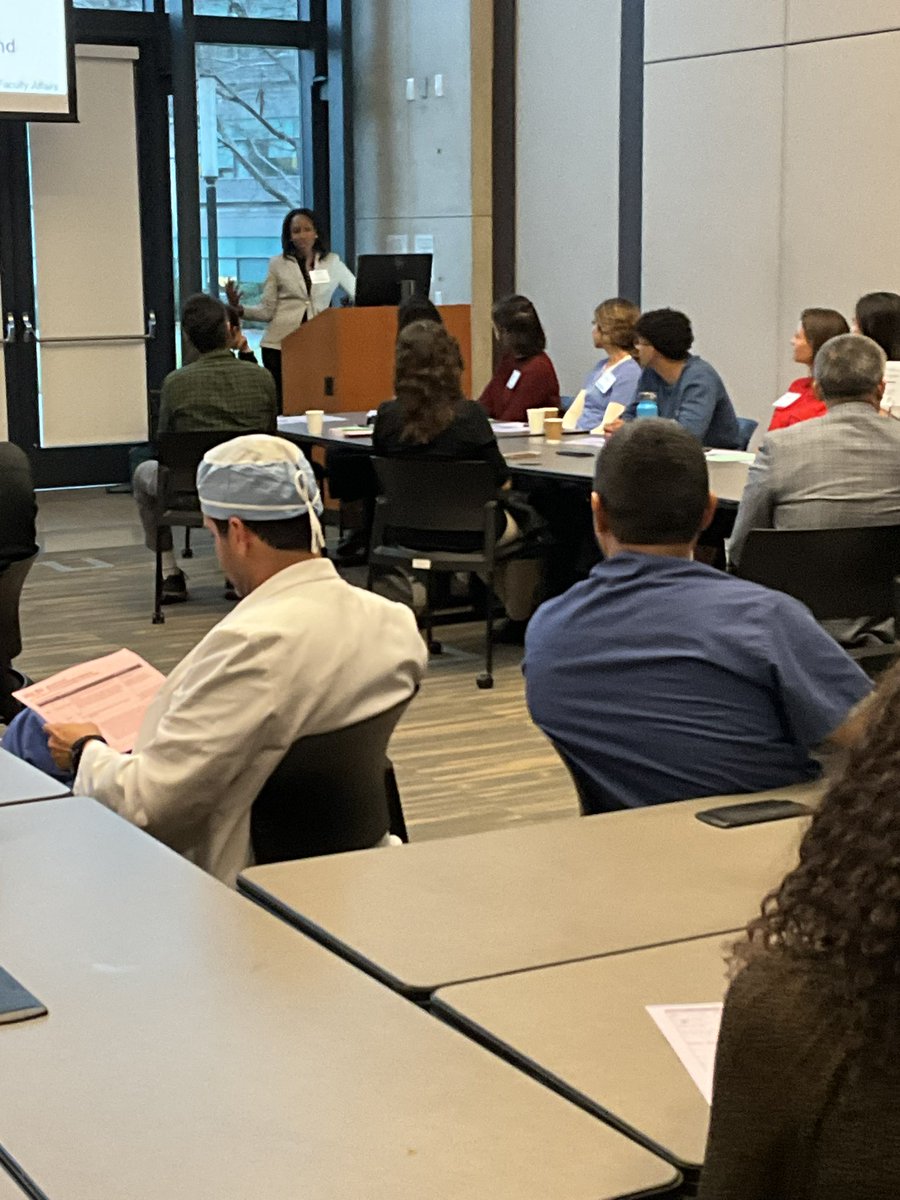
<box><xmin>414</xmin><ymin>234</ymin><xmax>434</xmax><ymax>254</ymax></box>
<box><xmin>434</xmin><ymin>74</ymin><xmax>444</xmax><ymax>97</ymax></box>
<box><xmin>405</xmin><ymin>77</ymin><xmax>415</xmax><ymax>101</ymax></box>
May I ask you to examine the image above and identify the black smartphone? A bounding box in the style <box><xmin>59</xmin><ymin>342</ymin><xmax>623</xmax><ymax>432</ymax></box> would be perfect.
<box><xmin>695</xmin><ymin>798</ymin><xmax>812</xmax><ymax>829</ymax></box>
<box><xmin>556</xmin><ymin>448</ymin><xmax>595</xmax><ymax>458</ymax></box>
<box><xmin>0</xmin><ymin>966</ymin><xmax>47</xmax><ymax>1025</ymax></box>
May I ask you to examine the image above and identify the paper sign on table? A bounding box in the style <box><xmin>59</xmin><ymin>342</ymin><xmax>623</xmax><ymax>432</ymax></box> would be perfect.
<box><xmin>646</xmin><ymin>1002</ymin><xmax>724</xmax><ymax>1104</ymax></box>
<box><xmin>13</xmin><ymin>649</ymin><xmax>165</xmax><ymax>752</ymax></box>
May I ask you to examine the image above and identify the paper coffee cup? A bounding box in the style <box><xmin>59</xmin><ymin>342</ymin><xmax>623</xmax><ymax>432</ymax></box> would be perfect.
<box><xmin>544</xmin><ymin>417</ymin><xmax>563</xmax><ymax>443</ymax></box>
<box><xmin>526</xmin><ymin>407</ymin><xmax>546</xmax><ymax>434</ymax></box>
<box><xmin>305</xmin><ymin>409</ymin><xmax>325</xmax><ymax>436</ymax></box>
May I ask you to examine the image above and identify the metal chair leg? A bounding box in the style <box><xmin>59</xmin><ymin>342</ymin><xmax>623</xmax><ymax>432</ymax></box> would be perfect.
<box><xmin>477</xmin><ymin>574</ymin><xmax>495</xmax><ymax>689</ymax></box>
<box><xmin>182</xmin><ymin>527</ymin><xmax>193</xmax><ymax>558</ymax></box>
<box><xmin>425</xmin><ymin>570</ymin><xmax>442</xmax><ymax>656</ymax></box>
<box><xmin>152</xmin><ymin>536</ymin><xmax>165</xmax><ymax>624</ymax></box>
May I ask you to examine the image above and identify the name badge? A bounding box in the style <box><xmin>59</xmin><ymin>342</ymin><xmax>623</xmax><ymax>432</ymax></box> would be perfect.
<box><xmin>506</xmin><ymin>369</ymin><xmax>522</xmax><ymax>390</ymax></box>
<box><xmin>773</xmin><ymin>390</ymin><xmax>801</xmax><ymax>409</ymax></box>
<box><xmin>595</xmin><ymin>368</ymin><xmax>616</xmax><ymax>395</ymax></box>
<box><xmin>309</xmin><ymin>268</ymin><xmax>330</xmax><ymax>285</ymax></box>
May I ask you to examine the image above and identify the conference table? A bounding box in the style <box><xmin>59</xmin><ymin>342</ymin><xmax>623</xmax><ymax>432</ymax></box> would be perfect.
<box><xmin>433</xmin><ymin>934</ymin><xmax>731</xmax><ymax>1182</ymax></box>
<box><xmin>0</xmin><ymin>797</ymin><xmax>678</xmax><ymax>1200</ymax></box>
<box><xmin>0</xmin><ymin>1168</ymin><xmax>26</xmax><ymax>1199</ymax></box>
<box><xmin>276</xmin><ymin>414</ymin><xmax>753</xmax><ymax>501</ymax></box>
<box><xmin>239</xmin><ymin>784</ymin><xmax>819</xmax><ymax>1001</ymax></box>
<box><xmin>0</xmin><ymin>747</ymin><xmax>69</xmax><ymax>806</ymax></box>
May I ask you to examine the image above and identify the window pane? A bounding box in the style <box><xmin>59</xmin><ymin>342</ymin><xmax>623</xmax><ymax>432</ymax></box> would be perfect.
<box><xmin>194</xmin><ymin>43</ymin><xmax>305</xmax><ymax>300</ymax></box>
<box><xmin>73</xmin><ymin>0</ymin><xmax>152</xmax><ymax>8</ymax></box>
<box><xmin>193</xmin><ymin>0</ymin><xmax>300</xmax><ymax>16</ymax></box>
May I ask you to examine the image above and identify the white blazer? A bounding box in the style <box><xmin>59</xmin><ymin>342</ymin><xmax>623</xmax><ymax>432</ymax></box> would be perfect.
<box><xmin>243</xmin><ymin>251</ymin><xmax>357</xmax><ymax>349</ymax></box>
<box><xmin>74</xmin><ymin>559</ymin><xmax>426</xmax><ymax>885</ymax></box>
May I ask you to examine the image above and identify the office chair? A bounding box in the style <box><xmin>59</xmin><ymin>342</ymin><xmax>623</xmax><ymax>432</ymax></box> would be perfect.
<box><xmin>151</xmin><ymin>430</ymin><xmax>242</xmax><ymax>624</ymax></box>
<box><xmin>367</xmin><ymin>458</ymin><xmax>544</xmax><ymax>689</ymax></box>
<box><xmin>250</xmin><ymin>696</ymin><xmax>412</xmax><ymax>864</ymax></box>
<box><xmin>734</xmin><ymin>525</ymin><xmax>900</xmax><ymax>662</ymax></box>
<box><xmin>735</xmin><ymin>417</ymin><xmax>758</xmax><ymax>451</ymax></box>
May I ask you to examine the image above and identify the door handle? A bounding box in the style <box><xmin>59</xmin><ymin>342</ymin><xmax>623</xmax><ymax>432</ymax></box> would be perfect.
<box><xmin>21</xmin><ymin>314</ymin><xmax>35</xmax><ymax>342</ymax></box>
<box><xmin>3</xmin><ymin>313</ymin><xmax>15</xmax><ymax>344</ymax></box>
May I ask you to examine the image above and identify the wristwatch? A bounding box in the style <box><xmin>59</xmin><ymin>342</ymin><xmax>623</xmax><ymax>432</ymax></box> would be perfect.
<box><xmin>70</xmin><ymin>734</ymin><xmax>107</xmax><ymax>775</ymax></box>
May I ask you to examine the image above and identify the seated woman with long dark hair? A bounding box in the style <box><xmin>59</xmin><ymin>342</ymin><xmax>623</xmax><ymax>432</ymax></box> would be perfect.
<box><xmin>373</xmin><ymin>321</ymin><xmax>541</xmax><ymax>632</ymax></box>
<box><xmin>699</xmin><ymin>670</ymin><xmax>900</xmax><ymax>1198</ymax></box>
<box><xmin>478</xmin><ymin>294</ymin><xmax>560</xmax><ymax>423</ymax></box>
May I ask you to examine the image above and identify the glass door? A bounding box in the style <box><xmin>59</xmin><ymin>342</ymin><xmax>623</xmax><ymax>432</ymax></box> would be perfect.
<box><xmin>0</xmin><ymin>35</ymin><xmax>175</xmax><ymax>487</ymax></box>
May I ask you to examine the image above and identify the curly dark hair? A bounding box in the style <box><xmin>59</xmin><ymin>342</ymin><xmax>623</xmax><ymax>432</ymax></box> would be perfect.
<box><xmin>734</xmin><ymin>666</ymin><xmax>900</xmax><ymax>1054</ymax></box>
<box><xmin>394</xmin><ymin>320</ymin><xmax>465</xmax><ymax>444</ymax></box>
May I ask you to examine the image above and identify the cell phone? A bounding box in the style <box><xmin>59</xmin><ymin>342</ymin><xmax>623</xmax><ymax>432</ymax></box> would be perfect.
<box><xmin>556</xmin><ymin>448</ymin><xmax>595</xmax><ymax>457</ymax></box>
<box><xmin>695</xmin><ymin>798</ymin><xmax>812</xmax><ymax>828</ymax></box>
<box><xmin>0</xmin><ymin>966</ymin><xmax>47</xmax><ymax>1024</ymax></box>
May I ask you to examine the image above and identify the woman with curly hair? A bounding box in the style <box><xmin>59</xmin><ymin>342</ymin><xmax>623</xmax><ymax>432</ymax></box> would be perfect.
<box><xmin>699</xmin><ymin>671</ymin><xmax>900</xmax><ymax>1198</ymax></box>
<box><xmin>373</xmin><ymin>320</ymin><xmax>541</xmax><ymax>630</ymax></box>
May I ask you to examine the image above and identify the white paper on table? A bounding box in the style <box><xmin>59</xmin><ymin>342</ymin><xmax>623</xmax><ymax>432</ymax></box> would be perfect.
<box><xmin>646</xmin><ymin>1002</ymin><xmax>724</xmax><ymax>1104</ymax></box>
<box><xmin>564</xmin><ymin>435</ymin><xmax>607</xmax><ymax>448</ymax></box>
<box><xmin>277</xmin><ymin>415</ymin><xmax>343</xmax><ymax>432</ymax></box>
<box><xmin>704</xmin><ymin>449</ymin><xmax>756</xmax><ymax>464</ymax></box>
<box><xmin>490</xmin><ymin>421</ymin><xmax>531</xmax><ymax>436</ymax></box>
<box><xmin>13</xmin><ymin>649</ymin><xmax>165</xmax><ymax>753</ymax></box>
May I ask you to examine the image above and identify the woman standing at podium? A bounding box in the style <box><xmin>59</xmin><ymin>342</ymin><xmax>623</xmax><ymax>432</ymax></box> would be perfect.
<box><xmin>226</xmin><ymin>207</ymin><xmax>356</xmax><ymax>411</ymax></box>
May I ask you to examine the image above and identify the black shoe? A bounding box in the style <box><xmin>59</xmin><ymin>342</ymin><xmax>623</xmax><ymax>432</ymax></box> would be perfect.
<box><xmin>336</xmin><ymin>528</ymin><xmax>369</xmax><ymax>565</ymax></box>
<box><xmin>160</xmin><ymin>570</ymin><xmax>188</xmax><ymax>604</ymax></box>
<box><xmin>492</xmin><ymin>618</ymin><xmax>528</xmax><ymax>645</ymax></box>
<box><xmin>223</xmin><ymin>580</ymin><xmax>239</xmax><ymax>601</ymax></box>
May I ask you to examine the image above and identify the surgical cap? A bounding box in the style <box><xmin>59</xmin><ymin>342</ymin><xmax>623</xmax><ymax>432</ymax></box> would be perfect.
<box><xmin>197</xmin><ymin>434</ymin><xmax>324</xmax><ymax>523</ymax></box>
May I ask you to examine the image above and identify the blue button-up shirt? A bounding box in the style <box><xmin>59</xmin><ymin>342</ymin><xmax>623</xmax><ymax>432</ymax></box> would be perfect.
<box><xmin>523</xmin><ymin>552</ymin><xmax>871</xmax><ymax>812</ymax></box>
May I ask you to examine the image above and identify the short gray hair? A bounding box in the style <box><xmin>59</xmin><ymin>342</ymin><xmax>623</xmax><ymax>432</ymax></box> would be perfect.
<box><xmin>814</xmin><ymin>333</ymin><xmax>886</xmax><ymax>402</ymax></box>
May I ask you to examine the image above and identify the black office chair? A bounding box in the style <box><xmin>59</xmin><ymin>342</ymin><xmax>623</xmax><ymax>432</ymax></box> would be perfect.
<box><xmin>151</xmin><ymin>430</ymin><xmax>240</xmax><ymax>624</ymax></box>
<box><xmin>250</xmin><ymin>696</ymin><xmax>412</xmax><ymax>865</ymax></box>
<box><xmin>735</xmin><ymin>417</ymin><xmax>758</xmax><ymax>451</ymax></box>
<box><xmin>734</xmin><ymin>525</ymin><xmax>900</xmax><ymax>661</ymax></box>
<box><xmin>367</xmin><ymin>458</ymin><xmax>541</xmax><ymax>689</ymax></box>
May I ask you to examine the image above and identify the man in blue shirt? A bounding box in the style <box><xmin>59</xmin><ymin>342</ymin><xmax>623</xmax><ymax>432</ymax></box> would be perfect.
<box><xmin>523</xmin><ymin>420</ymin><xmax>871</xmax><ymax>813</ymax></box>
<box><xmin>618</xmin><ymin>308</ymin><xmax>740</xmax><ymax>448</ymax></box>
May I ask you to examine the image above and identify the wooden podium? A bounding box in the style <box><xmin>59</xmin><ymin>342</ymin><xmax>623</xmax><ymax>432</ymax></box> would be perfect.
<box><xmin>280</xmin><ymin>304</ymin><xmax>472</xmax><ymax>415</ymax></box>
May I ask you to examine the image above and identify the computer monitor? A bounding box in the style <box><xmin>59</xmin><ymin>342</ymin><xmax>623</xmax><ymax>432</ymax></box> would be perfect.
<box><xmin>354</xmin><ymin>254</ymin><xmax>433</xmax><ymax>307</ymax></box>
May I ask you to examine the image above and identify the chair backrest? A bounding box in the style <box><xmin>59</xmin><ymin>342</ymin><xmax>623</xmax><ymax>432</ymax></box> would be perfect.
<box><xmin>155</xmin><ymin>430</ymin><xmax>241</xmax><ymax>516</ymax></box>
<box><xmin>250</xmin><ymin>696</ymin><xmax>412</xmax><ymax>865</ymax></box>
<box><xmin>735</xmin><ymin>416</ymin><xmax>758</xmax><ymax>451</ymax></box>
<box><xmin>735</xmin><ymin>525</ymin><xmax>900</xmax><ymax>621</ymax></box>
<box><xmin>371</xmin><ymin>457</ymin><xmax>498</xmax><ymax>536</ymax></box>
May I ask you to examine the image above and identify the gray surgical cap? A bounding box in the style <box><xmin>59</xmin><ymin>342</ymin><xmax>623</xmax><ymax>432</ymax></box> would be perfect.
<box><xmin>197</xmin><ymin>434</ymin><xmax>324</xmax><ymax>523</ymax></box>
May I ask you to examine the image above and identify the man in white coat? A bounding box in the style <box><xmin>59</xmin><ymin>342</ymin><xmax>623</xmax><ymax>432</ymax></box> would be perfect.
<box><xmin>37</xmin><ymin>435</ymin><xmax>427</xmax><ymax>885</ymax></box>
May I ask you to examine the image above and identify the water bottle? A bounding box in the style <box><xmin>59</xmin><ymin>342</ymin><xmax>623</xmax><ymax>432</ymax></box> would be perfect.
<box><xmin>635</xmin><ymin>391</ymin><xmax>658</xmax><ymax>419</ymax></box>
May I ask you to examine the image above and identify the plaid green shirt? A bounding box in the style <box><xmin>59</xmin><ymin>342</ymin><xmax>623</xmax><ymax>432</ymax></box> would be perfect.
<box><xmin>157</xmin><ymin>349</ymin><xmax>277</xmax><ymax>434</ymax></box>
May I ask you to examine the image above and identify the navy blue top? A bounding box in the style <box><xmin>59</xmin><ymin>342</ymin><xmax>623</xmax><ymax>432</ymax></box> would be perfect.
<box><xmin>623</xmin><ymin>355</ymin><xmax>740</xmax><ymax>448</ymax></box>
<box><xmin>523</xmin><ymin>553</ymin><xmax>871</xmax><ymax>813</ymax></box>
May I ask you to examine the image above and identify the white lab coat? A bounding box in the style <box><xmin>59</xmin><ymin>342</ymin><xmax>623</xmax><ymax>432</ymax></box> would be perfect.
<box><xmin>75</xmin><ymin>559</ymin><xmax>426</xmax><ymax>885</ymax></box>
<box><xmin>243</xmin><ymin>251</ymin><xmax>357</xmax><ymax>349</ymax></box>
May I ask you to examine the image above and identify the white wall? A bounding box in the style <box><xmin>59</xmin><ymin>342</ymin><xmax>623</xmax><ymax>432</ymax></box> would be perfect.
<box><xmin>352</xmin><ymin>0</ymin><xmax>473</xmax><ymax>306</ymax></box>
<box><xmin>641</xmin><ymin>5</ymin><xmax>900</xmax><ymax>435</ymax></box>
<box><xmin>515</xmin><ymin>0</ymin><xmax>621</xmax><ymax>396</ymax></box>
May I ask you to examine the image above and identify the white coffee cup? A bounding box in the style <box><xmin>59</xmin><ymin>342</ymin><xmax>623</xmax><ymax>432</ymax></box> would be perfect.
<box><xmin>526</xmin><ymin>407</ymin><xmax>546</xmax><ymax>435</ymax></box>
<box><xmin>305</xmin><ymin>409</ymin><xmax>325</xmax><ymax>436</ymax></box>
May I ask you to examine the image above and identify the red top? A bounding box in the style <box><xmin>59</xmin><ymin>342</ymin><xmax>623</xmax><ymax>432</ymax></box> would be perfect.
<box><xmin>767</xmin><ymin>375</ymin><xmax>827</xmax><ymax>431</ymax></box>
<box><xmin>478</xmin><ymin>352</ymin><xmax>561</xmax><ymax>422</ymax></box>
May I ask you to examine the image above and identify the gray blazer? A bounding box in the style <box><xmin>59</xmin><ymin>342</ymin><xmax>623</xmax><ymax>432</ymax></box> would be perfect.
<box><xmin>729</xmin><ymin>401</ymin><xmax>900</xmax><ymax>567</ymax></box>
